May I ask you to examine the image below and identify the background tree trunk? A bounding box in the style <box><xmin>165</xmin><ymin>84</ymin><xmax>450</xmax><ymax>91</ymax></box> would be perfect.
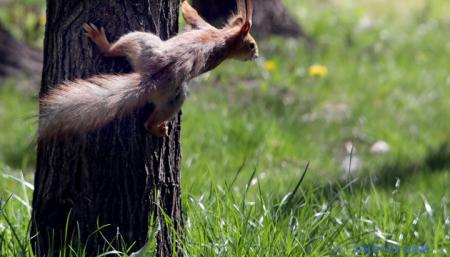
<box><xmin>31</xmin><ymin>1</ymin><xmax>182</xmax><ymax>256</ymax></box>
<box><xmin>0</xmin><ymin>23</ymin><xmax>42</xmax><ymax>92</ymax></box>
<box><xmin>191</xmin><ymin>0</ymin><xmax>312</xmax><ymax>41</ymax></box>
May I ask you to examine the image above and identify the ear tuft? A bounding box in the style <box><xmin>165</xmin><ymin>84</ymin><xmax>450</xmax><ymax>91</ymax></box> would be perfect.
<box><xmin>241</xmin><ymin>21</ymin><xmax>251</xmax><ymax>36</ymax></box>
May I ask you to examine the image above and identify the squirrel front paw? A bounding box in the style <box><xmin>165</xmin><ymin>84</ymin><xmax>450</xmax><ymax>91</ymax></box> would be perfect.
<box><xmin>82</xmin><ymin>23</ymin><xmax>111</xmax><ymax>54</ymax></box>
<box><xmin>144</xmin><ymin>121</ymin><xmax>169</xmax><ymax>138</ymax></box>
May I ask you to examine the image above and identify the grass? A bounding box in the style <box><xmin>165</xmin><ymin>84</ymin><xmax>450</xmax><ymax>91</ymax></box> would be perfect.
<box><xmin>1</xmin><ymin>165</ymin><xmax>448</xmax><ymax>256</ymax></box>
<box><xmin>1</xmin><ymin>0</ymin><xmax>449</xmax><ymax>256</ymax></box>
<box><xmin>0</xmin><ymin>82</ymin><xmax>36</xmax><ymax>170</ymax></box>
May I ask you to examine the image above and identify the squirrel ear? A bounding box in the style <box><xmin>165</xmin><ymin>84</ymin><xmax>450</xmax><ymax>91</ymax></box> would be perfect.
<box><xmin>241</xmin><ymin>21</ymin><xmax>251</xmax><ymax>36</ymax></box>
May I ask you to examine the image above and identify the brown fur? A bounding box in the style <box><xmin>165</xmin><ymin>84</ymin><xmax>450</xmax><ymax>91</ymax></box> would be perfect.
<box><xmin>39</xmin><ymin>74</ymin><xmax>144</xmax><ymax>139</ymax></box>
<box><xmin>39</xmin><ymin>0</ymin><xmax>258</xmax><ymax>140</ymax></box>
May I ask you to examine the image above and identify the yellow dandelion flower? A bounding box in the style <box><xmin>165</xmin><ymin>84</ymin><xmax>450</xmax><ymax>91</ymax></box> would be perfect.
<box><xmin>264</xmin><ymin>61</ymin><xmax>276</xmax><ymax>72</ymax></box>
<box><xmin>308</xmin><ymin>64</ymin><xmax>328</xmax><ymax>78</ymax></box>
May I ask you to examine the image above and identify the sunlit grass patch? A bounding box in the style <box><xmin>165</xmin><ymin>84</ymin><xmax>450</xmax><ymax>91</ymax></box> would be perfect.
<box><xmin>1</xmin><ymin>164</ymin><xmax>448</xmax><ymax>256</ymax></box>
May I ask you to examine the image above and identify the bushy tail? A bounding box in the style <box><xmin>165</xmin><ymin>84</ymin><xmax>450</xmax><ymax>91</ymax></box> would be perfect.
<box><xmin>39</xmin><ymin>73</ymin><xmax>148</xmax><ymax>140</ymax></box>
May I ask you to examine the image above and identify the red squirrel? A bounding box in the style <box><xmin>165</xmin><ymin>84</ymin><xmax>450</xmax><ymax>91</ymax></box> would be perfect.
<box><xmin>39</xmin><ymin>0</ymin><xmax>258</xmax><ymax>140</ymax></box>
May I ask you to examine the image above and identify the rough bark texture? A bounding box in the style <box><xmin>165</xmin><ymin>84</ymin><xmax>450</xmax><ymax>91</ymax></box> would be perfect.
<box><xmin>31</xmin><ymin>1</ymin><xmax>182</xmax><ymax>256</ymax></box>
<box><xmin>0</xmin><ymin>23</ymin><xmax>42</xmax><ymax>92</ymax></box>
<box><xmin>192</xmin><ymin>0</ymin><xmax>312</xmax><ymax>40</ymax></box>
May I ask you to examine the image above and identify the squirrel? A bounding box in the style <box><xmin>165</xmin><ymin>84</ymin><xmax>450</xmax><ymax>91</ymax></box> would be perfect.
<box><xmin>38</xmin><ymin>0</ymin><xmax>258</xmax><ymax>140</ymax></box>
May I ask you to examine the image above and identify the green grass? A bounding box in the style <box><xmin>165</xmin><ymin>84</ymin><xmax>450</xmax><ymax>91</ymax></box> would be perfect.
<box><xmin>1</xmin><ymin>166</ymin><xmax>449</xmax><ymax>256</ymax></box>
<box><xmin>1</xmin><ymin>0</ymin><xmax>450</xmax><ymax>256</ymax></box>
<box><xmin>0</xmin><ymin>82</ymin><xmax>36</xmax><ymax>170</ymax></box>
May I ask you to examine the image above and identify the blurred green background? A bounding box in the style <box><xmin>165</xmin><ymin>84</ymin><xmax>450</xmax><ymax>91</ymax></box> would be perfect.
<box><xmin>0</xmin><ymin>0</ymin><xmax>448</xmax><ymax>256</ymax></box>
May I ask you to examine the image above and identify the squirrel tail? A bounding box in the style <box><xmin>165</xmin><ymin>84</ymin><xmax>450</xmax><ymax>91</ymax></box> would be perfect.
<box><xmin>39</xmin><ymin>73</ymin><xmax>147</xmax><ymax>140</ymax></box>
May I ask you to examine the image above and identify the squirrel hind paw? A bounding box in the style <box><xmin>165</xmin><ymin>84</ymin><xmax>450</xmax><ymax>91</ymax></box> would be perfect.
<box><xmin>157</xmin><ymin>124</ymin><xmax>169</xmax><ymax>137</ymax></box>
<box><xmin>144</xmin><ymin>122</ymin><xmax>169</xmax><ymax>138</ymax></box>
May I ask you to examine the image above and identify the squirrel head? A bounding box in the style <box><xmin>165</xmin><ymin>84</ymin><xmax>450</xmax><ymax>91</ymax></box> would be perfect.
<box><xmin>225</xmin><ymin>0</ymin><xmax>258</xmax><ymax>61</ymax></box>
<box><xmin>181</xmin><ymin>0</ymin><xmax>258</xmax><ymax>61</ymax></box>
<box><xmin>226</xmin><ymin>17</ymin><xmax>259</xmax><ymax>61</ymax></box>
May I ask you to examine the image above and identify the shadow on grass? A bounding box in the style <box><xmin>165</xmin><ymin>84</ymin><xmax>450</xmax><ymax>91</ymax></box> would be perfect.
<box><xmin>270</xmin><ymin>143</ymin><xmax>450</xmax><ymax>219</ymax></box>
<box><xmin>369</xmin><ymin>142</ymin><xmax>450</xmax><ymax>188</ymax></box>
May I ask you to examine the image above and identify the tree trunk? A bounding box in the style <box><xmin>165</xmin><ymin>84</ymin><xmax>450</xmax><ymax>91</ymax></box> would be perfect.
<box><xmin>191</xmin><ymin>0</ymin><xmax>312</xmax><ymax>41</ymax></box>
<box><xmin>31</xmin><ymin>1</ymin><xmax>182</xmax><ymax>256</ymax></box>
<box><xmin>0</xmin><ymin>23</ymin><xmax>42</xmax><ymax>92</ymax></box>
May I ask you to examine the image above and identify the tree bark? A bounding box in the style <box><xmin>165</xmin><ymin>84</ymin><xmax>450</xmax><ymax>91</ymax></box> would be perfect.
<box><xmin>191</xmin><ymin>0</ymin><xmax>312</xmax><ymax>41</ymax></box>
<box><xmin>31</xmin><ymin>1</ymin><xmax>182</xmax><ymax>256</ymax></box>
<box><xmin>0</xmin><ymin>23</ymin><xmax>42</xmax><ymax>92</ymax></box>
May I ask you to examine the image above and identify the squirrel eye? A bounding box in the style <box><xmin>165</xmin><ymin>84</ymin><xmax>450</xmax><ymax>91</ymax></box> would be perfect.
<box><xmin>249</xmin><ymin>43</ymin><xmax>255</xmax><ymax>50</ymax></box>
